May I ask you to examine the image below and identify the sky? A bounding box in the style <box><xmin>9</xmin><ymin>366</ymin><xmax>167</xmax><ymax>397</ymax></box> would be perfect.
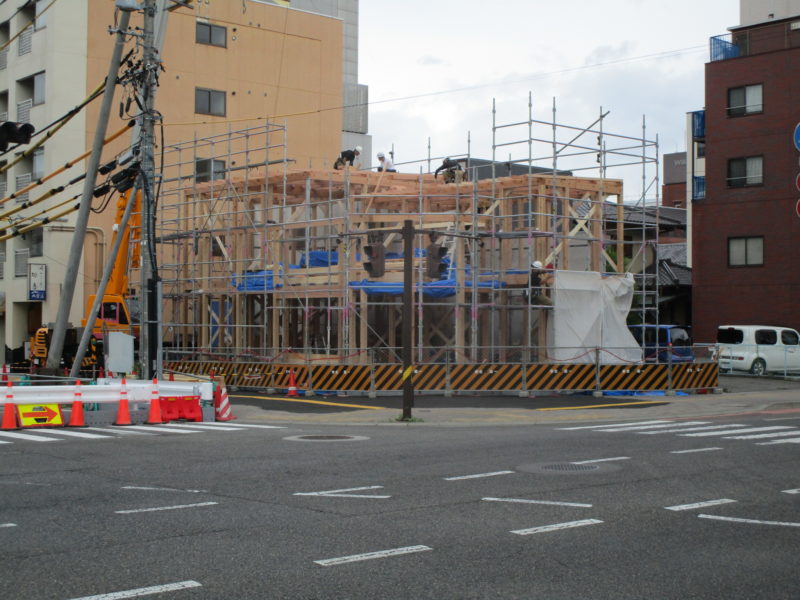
<box><xmin>359</xmin><ymin>0</ymin><xmax>740</xmax><ymax>201</ymax></box>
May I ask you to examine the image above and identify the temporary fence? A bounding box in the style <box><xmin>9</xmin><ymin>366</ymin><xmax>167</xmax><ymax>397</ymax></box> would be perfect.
<box><xmin>165</xmin><ymin>345</ymin><xmax>719</xmax><ymax>394</ymax></box>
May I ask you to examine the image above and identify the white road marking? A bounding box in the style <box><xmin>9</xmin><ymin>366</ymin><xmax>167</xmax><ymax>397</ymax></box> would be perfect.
<box><xmin>600</xmin><ymin>421</ymin><xmax>709</xmax><ymax>432</ymax></box>
<box><xmin>782</xmin><ymin>489</ymin><xmax>800</xmax><ymax>494</ymax></box>
<box><xmin>511</xmin><ymin>519</ymin><xmax>604</xmax><ymax>535</ymax></box>
<box><xmin>670</xmin><ymin>447</ymin><xmax>723</xmax><ymax>454</ymax></box>
<box><xmin>115</xmin><ymin>501</ymin><xmax>218</xmax><ymax>514</ymax></box>
<box><xmin>294</xmin><ymin>485</ymin><xmax>390</xmax><ymax>499</ymax></box>
<box><xmin>758</xmin><ymin>437</ymin><xmax>800</xmax><ymax>445</ymax></box>
<box><xmin>118</xmin><ymin>425</ymin><xmax>200</xmax><ymax>434</ymax></box>
<box><xmin>571</xmin><ymin>457</ymin><xmax>630</xmax><ymax>465</ymax></box>
<box><xmin>199</xmin><ymin>422</ymin><xmax>286</xmax><ymax>429</ymax></box>
<box><xmin>0</xmin><ymin>440</ymin><xmax>10</xmax><ymax>444</ymax></box>
<box><xmin>558</xmin><ymin>420</ymin><xmax>669</xmax><ymax>430</ymax></box>
<box><xmin>121</xmin><ymin>486</ymin><xmax>206</xmax><ymax>494</ymax></box>
<box><xmin>444</xmin><ymin>470</ymin><xmax>514</xmax><ymax>481</ymax></box>
<box><xmin>156</xmin><ymin>422</ymin><xmax>243</xmax><ymax>431</ymax></box>
<box><xmin>67</xmin><ymin>580</ymin><xmax>202</xmax><ymax>599</ymax></box>
<box><xmin>483</xmin><ymin>497</ymin><xmax>592</xmax><ymax>508</ymax></box>
<box><xmin>639</xmin><ymin>424</ymin><xmax>748</xmax><ymax>435</ymax></box>
<box><xmin>314</xmin><ymin>545</ymin><xmax>432</xmax><ymax>566</ymax></box>
<box><xmin>29</xmin><ymin>429</ymin><xmax>112</xmax><ymax>439</ymax></box>
<box><xmin>724</xmin><ymin>430</ymin><xmax>800</xmax><ymax>440</ymax></box>
<box><xmin>698</xmin><ymin>514</ymin><xmax>800</xmax><ymax>527</ymax></box>
<box><xmin>0</xmin><ymin>523</ymin><xmax>17</xmax><ymax>528</ymax></box>
<box><xmin>680</xmin><ymin>426</ymin><xmax>795</xmax><ymax>437</ymax></box>
<box><xmin>0</xmin><ymin>430</ymin><xmax>59</xmax><ymax>442</ymax></box>
<box><xmin>86</xmin><ymin>427</ymin><xmax>154</xmax><ymax>435</ymax></box>
<box><xmin>665</xmin><ymin>499</ymin><xmax>737</xmax><ymax>511</ymax></box>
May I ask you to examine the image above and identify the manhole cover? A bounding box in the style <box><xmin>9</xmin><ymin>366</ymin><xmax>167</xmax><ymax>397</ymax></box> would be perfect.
<box><xmin>283</xmin><ymin>434</ymin><xmax>370</xmax><ymax>442</ymax></box>
<box><xmin>542</xmin><ymin>463</ymin><xmax>599</xmax><ymax>472</ymax></box>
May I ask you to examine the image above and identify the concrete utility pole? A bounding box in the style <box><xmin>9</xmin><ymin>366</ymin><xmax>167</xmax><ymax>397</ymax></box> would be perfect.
<box><xmin>139</xmin><ymin>0</ymin><xmax>161</xmax><ymax>379</ymax></box>
<box><xmin>46</xmin><ymin>10</ymin><xmax>131</xmax><ymax>370</ymax></box>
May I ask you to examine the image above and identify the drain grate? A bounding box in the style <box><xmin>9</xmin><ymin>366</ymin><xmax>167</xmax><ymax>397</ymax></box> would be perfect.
<box><xmin>284</xmin><ymin>434</ymin><xmax>370</xmax><ymax>443</ymax></box>
<box><xmin>298</xmin><ymin>435</ymin><xmax>352</xmax><ymax>441</ymax></box>
<box><xmin>542</xmin><ymin>463</ymin><xmax>599</xmax><ymax>472</ymax></box>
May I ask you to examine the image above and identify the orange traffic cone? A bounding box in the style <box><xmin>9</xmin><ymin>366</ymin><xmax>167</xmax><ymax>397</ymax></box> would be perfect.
<box><xmin>214</xmin><ymin>380</ymin><xmax>236</xmax><ymax>421</ymax></box>
<box><xmin>168</xmin><ymin>372</ymin><xmax>174</xmax><ymax>382</ymax></box>
<box><xmin>68</xmin><ymin>380</ymin><xmax>87</xmax><ymax>427</ymax></box>
<box><xmin>114</xmin><ymin>377</ymin><xmax>133</xmax><ymax>426</ymax></box>
<box><xmin>2</xmin><ymin>382</ymin><xmax>18</xmax><ymax>430</ymax></box>
<box><xmin>1</xmin><ymin>364</ymin><xmax>8</xmax><ymax>383</ymax></box>
<box><xmin>287</xmin><ymin>368</ymin><xmax>299</xmax><ymax>397</ymax></box>
<box><xmin>146</xmin><ymin>377</ymin><xmax>163</xmax><ymax>424</ymax></box>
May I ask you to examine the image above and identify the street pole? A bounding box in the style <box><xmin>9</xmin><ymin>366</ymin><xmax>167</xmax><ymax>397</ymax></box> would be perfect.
<box><xmin>401</xmin><ymin>220</ymin><xmax>415</xmax><ymax>419</ymax></box>
<box><xmin>139</xmin><ymin>0</ymin><xmax>160</xmax><ymax>379</ymax></box>
<box><xmin>46</xmin><ymin>10</ymin><xmax>131</xmax><ymax>370</ymax></box>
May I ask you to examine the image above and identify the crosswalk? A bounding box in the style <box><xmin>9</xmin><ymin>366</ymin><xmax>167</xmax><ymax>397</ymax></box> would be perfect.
<box><xmin>0</xmin><ymin>422</ymin><xmax>285</xmax><ymax>445</ymax></box>
<box><xmin>558</xmin><ymin>419</ymin><xmax>800</xmax><ymax>446</ymax></box>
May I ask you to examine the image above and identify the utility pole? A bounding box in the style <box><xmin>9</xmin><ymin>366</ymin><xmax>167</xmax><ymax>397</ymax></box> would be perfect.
<box><xmin>139</xmin><ymin>0</ymin><xmax>161</xmax><ymax>379</ymax></box>
<box><xmin>401</xmin><ymin>220</ymin><xmax>415</xmax><ymax>419</ymax></box>
<box><xmin>46</xmin><ymin>10</ymin><xmax>131</xmax><ymax>371</ymax></box>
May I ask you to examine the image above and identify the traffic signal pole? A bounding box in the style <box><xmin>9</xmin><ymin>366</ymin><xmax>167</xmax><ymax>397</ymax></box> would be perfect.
<box><xmin>46</xmin><ymin>10</ymin><xmax>131</xmax><ymax>371</ymax></box>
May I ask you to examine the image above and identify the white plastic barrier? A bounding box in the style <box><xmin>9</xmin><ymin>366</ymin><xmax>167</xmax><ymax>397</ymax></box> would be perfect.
<box><xmin>1</xmin><ymin>379</ymin><xmax>213</xmax><ymax>405</ymax></box>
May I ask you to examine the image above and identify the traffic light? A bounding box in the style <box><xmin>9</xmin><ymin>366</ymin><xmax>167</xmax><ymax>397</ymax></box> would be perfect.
<box><xmin>363</xmin><ymin>238</ymin><xmax>385</xmax><ymax>278</ymax></box>
<box><xmin>0</xmin><ymin>121</ymin><xmax>35</xmax><ymax>152</ymax></box>
<box><xmin>426</xmin><ymin>243</ymin><xmax>448</xmax><ymax>279</ymax></box>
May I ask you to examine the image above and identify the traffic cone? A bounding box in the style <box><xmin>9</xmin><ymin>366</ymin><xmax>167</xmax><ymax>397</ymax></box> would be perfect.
<box><xmin>2</xmin><ymin>382</ymin><xmax>18</xmax><ymax>430</ymax></box>
<box><xmin>168</xmin><ymin>372</ymin><xmax>174</xmax><ymax>382</ymax></box>
<box><xmin>287</xmin><ymin>368</ymin><xmax>299</xmax><ymax>397</ymax></box>
<box><xmin>68</xmin><ymin>380</ymin><xmax>87</xmax><ymax>427</ymax></box>
<box><xmin>1</xmin><ymin>364</ymin><xmax>8</xmax><ymax>383</ymax></box>
<box><xmin>214</xmin><ymin>380</ymin><xmax>236</xmax><ymax>421</ymax></box>
<box><xmin>146</xmin><ymin>377</ymin><xmax>163</xmax><ymax>424</ymax></box>
<box><xmin>114</xmin><ymin>377</ymin><xmax>133</xmax><ymax>426</ymax></box>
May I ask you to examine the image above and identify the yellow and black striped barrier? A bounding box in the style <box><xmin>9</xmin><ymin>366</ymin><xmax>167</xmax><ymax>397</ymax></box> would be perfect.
<box><xmin>165</xmin><ymin>360</ymin><xmax>719</xmax><ymax>393</ymax></box>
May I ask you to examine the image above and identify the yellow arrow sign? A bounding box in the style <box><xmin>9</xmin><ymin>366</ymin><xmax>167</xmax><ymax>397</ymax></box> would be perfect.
<box><xmin>402</xmin><ymin>366</ymin><xmax>414</xmax><ymax>381</ymax></box>
<box><xmin>17</xmin><ymin>404</ymin><xmax>64</xmax><ymax>428</ymax></box>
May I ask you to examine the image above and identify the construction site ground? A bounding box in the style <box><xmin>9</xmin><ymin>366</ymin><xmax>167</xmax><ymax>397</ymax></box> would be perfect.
<box><xmin>228</xmin><ymin>375</ymin><xmax>800</xmax><ymax>427</ymax></box>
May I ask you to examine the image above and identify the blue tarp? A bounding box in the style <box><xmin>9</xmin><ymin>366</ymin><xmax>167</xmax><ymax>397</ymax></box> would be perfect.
<box><xmin>232</xmin><ymin>270</ymin><xmax>282</xmax><ymax>291</ymax></box>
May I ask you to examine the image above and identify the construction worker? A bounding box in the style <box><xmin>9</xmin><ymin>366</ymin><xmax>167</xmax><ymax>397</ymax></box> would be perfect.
<box><xmin>334</xmin><ymin>145</ymin><xmax>362</xmax><ymax>170</ymax></box>
<box><xmin>377</xmin><ymin>151</ymin><xmax>396</xmax><ymax>172</ymax></box>
<box><xmin>529</xmin><ymin>260</ymin><xmax>553</xmax><ymax>306</ymax></box>
<box><xmin>434</xmin><ymin>157</ymin><xmax>465</xmax><ymax>183</ymax></box>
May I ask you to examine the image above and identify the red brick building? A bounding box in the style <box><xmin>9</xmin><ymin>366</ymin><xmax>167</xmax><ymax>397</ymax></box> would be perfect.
<box><xmin>692</xmin><ymin>15</ymin><xmax>800</xmax><ymax>342</ymax></box>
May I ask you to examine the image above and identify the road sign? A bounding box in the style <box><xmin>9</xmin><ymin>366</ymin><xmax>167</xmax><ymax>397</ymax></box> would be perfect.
<box><xmin>794</xmin><ymin>122</ymin><xmax>800</xmax><ymax>152</ymax></box>
<box><xmin>16</xmin><ymin>404</ymin><xmax>64</xmax><ymax>427</ymax></box>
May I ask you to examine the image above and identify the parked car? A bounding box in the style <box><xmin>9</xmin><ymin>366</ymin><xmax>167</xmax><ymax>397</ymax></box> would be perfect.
<box><xmin>717</xmin><ymin>325</ymin><xmax>800</xmax><ymax>375</ymax></box>
<box><xmin>628</xmin><ymin>324</ymin><xmax>694</xmax><ymax>363</ymax></box>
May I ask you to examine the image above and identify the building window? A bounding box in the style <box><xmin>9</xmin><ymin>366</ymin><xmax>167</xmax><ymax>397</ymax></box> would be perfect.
<box><xmin>33</xmin><ymin>147</ymin><xmax>44</xmax><ymax>179</ymax></box>
<box><xmin>728</xmin><ymin>236</ymin><xmax>763</xmax><ymax>267</ymax></box>
<box><xmin>727</xmin><ymin>84</ymin><xmax>762</xmax><ymax>116</ymax></box>
<box><xmin>727</xmin><ymin>156</ymin><xmax>762</xmax><ymax>187</ymax></box>
<box><xmin>29</xmin><ymin>227</ymin><xmax>42</xmax><ymax>257</ymax></box>
<box><xmin>195</xmin><ymin>158</ymin><xmax>226</xmax><ymax>183</ymax></box>
<box><xmin>196</xmin><ymin>21</ymin><xmax>226</xmax><ymax>47</ymax></box>
<box><xmin>33</xmin><ymin>71</ymin><xmax>45</xmax><ymax>105</ymax></box>
<box><xmin>195</xmin><ymin>87</ymin><xmax>225</xmax><ymax>116</ymax></box>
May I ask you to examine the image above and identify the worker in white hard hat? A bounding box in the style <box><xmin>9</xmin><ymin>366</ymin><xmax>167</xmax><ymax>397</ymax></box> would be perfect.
<box><xmin>334</xmin><ymin>146</ymin><xmax>362</xmax><ymax>169</ymax></box>
<box><xmin>529</xmin><ymin>261</ymin><xmax>553</xmax><ymax>306</ymax></box>
<box><xmin>376</xmin><ymin>151</ymin><xmax>396</xmax><ymax>173</ymax></box>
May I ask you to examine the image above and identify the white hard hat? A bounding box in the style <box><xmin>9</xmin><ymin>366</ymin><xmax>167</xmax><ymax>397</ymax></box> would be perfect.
<box><xmin>355</xmin><ymin>146</ymin><xmax>363</xmax><ymax>153</ymax></box>
<box><xmin>531</xmin><ymin>261</ymin><xmax>542</xmax><ymax>269</ymax></box>
<box><xmin>377</xmin><ymin>152</ymin><xmax>385</xmax><ymax>158</ymax></box>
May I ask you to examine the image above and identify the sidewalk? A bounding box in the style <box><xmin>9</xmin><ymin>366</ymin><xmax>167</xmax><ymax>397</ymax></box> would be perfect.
<box><xmin>230</xmin><ymin>375</ymin><xmax>800</xmax><ymax>427</ymax></box>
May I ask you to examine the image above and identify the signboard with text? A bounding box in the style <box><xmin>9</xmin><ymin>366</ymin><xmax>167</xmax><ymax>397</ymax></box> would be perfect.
<box><xmin>28</xmin><ymin>263</ymin><xmax>46</xmax><ymax>301</ymax></box>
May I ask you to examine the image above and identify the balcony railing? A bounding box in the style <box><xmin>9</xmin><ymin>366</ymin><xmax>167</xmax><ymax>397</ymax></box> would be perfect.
<box><xmin>692</xmin><ymin>176</ymin><xmax>706</xmax><ymax>201</ymax></box>
<box><xmin>710</xmin><ymin>34</ymin><xmax>741</xmax><ymax>61</ymax></box>
<box><xmin>18</xmin><ymin>27</ymin><xmax>32</xmax><ymax>56</ymax></box>
<box><xmin>16</xmin><ymin>98</ymin><xmax>31</xmax><ymax>123</ymax></box>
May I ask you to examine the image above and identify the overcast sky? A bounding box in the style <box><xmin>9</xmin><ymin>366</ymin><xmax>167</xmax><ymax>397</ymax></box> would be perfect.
<box><xmin>359</xmin><ymin>0</ymin><xmax>739</xmax><ymax>201</ymax></box>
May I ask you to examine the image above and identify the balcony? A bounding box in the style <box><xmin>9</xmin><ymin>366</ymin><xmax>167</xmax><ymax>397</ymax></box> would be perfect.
<box><xmin>710</xmin><ymin>20</ymin><xmax>800</xmax><ymax>61</ymax></box>
<box><xmin>691</xmin><ymin>110</ymin><xmax>705</xmax><ymax>140</ymax></box>
<box><xmin>692</xmin><ymin>176</ymin><xmax>706</xmax><ymax>201</ymax></box>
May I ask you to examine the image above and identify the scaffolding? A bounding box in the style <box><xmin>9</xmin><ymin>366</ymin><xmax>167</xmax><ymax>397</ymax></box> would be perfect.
<box><xmin>144</xmin><ymin>96</ymin><xmax>661</xmax><ymax>369</ymax></box>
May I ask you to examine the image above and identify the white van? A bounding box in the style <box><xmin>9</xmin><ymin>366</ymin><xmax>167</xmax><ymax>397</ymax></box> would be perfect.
<box><xmin>717</xmin><ymin>325</ymin><xmax>800</xmax><ymax>375</ymax></box>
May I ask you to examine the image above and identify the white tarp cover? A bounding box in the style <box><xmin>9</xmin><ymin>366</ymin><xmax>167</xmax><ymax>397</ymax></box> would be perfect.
<box><xmin>548</xmin><ymin>270</ymin><xmax>643</xmax><ymax>364</ymax></box>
